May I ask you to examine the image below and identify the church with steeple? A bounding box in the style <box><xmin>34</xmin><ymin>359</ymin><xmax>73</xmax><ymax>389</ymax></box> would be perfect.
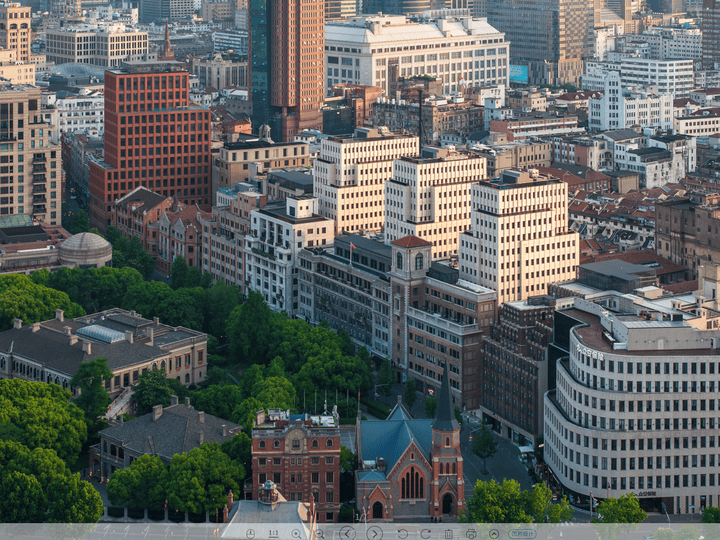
<box><xmin>355</xmin><ymin>365</ymin><xmax>465</xmax><ymax>521</ymax></box>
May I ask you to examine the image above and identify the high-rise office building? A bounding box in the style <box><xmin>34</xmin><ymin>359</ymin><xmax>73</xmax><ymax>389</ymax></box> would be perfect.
<box><xmin>702</xmin><ymin>0</ymin><xmax>720</xmax><ymax>69</ymax></box>
<box><xmin>249</xmin><ymin>0</ymin><xmax>324</xmax><ymax>141</ymax></box>
<box><xmin>458</xmin><ymin>168</ymin><xmax>579</xmax><ymax>304</ymax></box>
<box><xmin>88</xmin><ymin>59</ymin><xmax>212</xmax><ymax>231</ymax></box>
<box><xmin>385</xmin><ymin>147</ymin><xmax>487</xmax><ymax>261</ymax></box>
<box><xmin>488</xmin><ymin>0</ymin><xmax>593</xmax><ymax>85</ymax></box>
<box><xmin>0</xmin><ymin>84</ymin><xmax>61</xmax><ymax>225</ymax></box>
<box><xmin>0</xmin><ymin>3</ymin><xmax>31</xmax><ymax>64</ymax></box>
<box><xmin>140</xmin><ymin>0</ymin><xmax>193</xmax><ymax>23</ymax></box>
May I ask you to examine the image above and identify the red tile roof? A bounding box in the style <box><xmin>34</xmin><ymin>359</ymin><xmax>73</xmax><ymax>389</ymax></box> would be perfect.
<box><xmin>391</xmin><ymin>235</ymin><xmax>433</xmax><ymax>248</ymax></box>
<box><xmin>661</xmin><ymin>280</ymin><xmax>698</xmax><ymax>294</ymax></box>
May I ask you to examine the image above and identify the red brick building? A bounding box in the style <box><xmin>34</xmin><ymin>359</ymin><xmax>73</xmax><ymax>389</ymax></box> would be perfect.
<box><xmin>250</xmin><ymin>409</ymin><xmax>340</xmax><ymax>523</ymax></box>
<box><xmin>89</xmin><ymin>60</ymin><xmax>212</xmax><ymax>231</ymax></box>
<box><xmin>114</xmin><ymin>186</ymin><xmax>173</xmax><ymax>257</ymax></box>
<box><xmin>154</xmin><ymin>202</ymin><xmax>211</xmax><ymax>276</ymax></box>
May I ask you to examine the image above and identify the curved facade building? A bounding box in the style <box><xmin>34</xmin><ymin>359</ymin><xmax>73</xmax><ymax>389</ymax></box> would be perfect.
<box><xmin>544</xmin><ymin>293</ymin><xmax>720</xmax><ymax>515</ymax></box>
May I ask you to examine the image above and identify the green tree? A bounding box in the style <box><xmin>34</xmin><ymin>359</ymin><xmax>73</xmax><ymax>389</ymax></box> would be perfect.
<box><xmin>170</xmin><ymin>256</ymin><xmax>190</xmax><ymax>290</ymax></box>
<box><xmin>460</xmin><ymin>479</ymin><xmax>533</xmax><ymax>523</ymax></box>
<box><xmin>703</xmin><ymin>507</ymin><xmax>720</xmax><ymax>523</ymax></box>
<box><xmin>454</xmin><ymin>406</ymin><xmax>463</xmax><ymax>426</ymax></box>
<box><xmin>192</xmin><ymin>385</ymin><xmax>244</xmax><ymax>420</ymax></box>
<box><xmin>653</xmin><ymin>529</ymin><xmax>677</xmax><ymax>540</ymax></box>
<box><xmin>47</xmin><ymin>473</ymin><xmax>104</xmax><ymax>523</ymax></box>
<box><xmin>69</xmin><ymin>357</ymin><xmax>114</xmax><ymax>430</ymax></box>
<box><xmin>471</xmin><ymin>421</ymin><xmax>498</xmax><ymax>474</ymax></box>
<box><xmin>336</xmin><ymin>329</ymin><xmax>355</xmax><ymax>356</ymax></box>
<box><xmin>524</xmin><ymin>482</ymin><xmax>573</xmax><ymax>523</ymax></box>
<box><xmin>676</xmin><ymin>525</ymin><xmax>701</xmax><ymax>540</ymax></box>
<box><xmin>0</xmin><ymin>274</ymin><xmax>85</xmax><ymax>331</ymax></box>
<box><xmin>227</xmin><ymin>291</ymin><xmax>283</xmax><ymax>365</ymax></box>
<box><xmin>377</xmin><ymin>359</ymin><xmax>394</xmax><ymax>397</ymax></box>
<box><xmin>592</xmin><ymin>493</ymin><xmax>647</xmax><ymax>524</ymax></box>
<box><xmin>231</xmin><ymin>397</ymin><xmax>263</xmax><ymax>430</ymax></box>
<box><xmin>70</xmin><ymin>209</ymin><xmax>90</xmax><ymax>234</ymax></box>
<box><xmin>166</xmin><ymin>443</ymin><xmax>243</xmax><ymax>514</ymax></box>
<box><xmin>107</xmin><ymin>229</ymin><xmax>156</xmax><ymax>278</ymax></box>
<box><xmin>0</xmin><ymin>471</ymin><xmax>46</xmax><ymax>522</ymax></box>
<box><xmin>240</xmin><ymin>364</ymin><xmax>265</xmax><ymax>398</ymax></box>
<box><xmin>8</xmin><ymin>446</ymin><xmax>71</xmax><ymax>491</ymax></box>
<box><xmin>403</xmin><ymin>379</ymin><xmax>417</xmax><ymax>409</ymax></box>
<box><xmin>220</xmin><ymin>432</ymin><xmax>252</xmax><ymax>478</ymax></box>
<box><xmin>0</xmin><ymin>379</ymin><xmax>87</xmax><ymax>464</ymax></box>
<box><xmin>339</xmin><ymin>446</ymin><xmax>358</xmax><ymax>502</ymax></box>
<box><xmin>131</xmin><ymin>368</ymin><xmax>190</xmax><ymax>416</ymax></box>
<box><xmin>107</xmin><ymin>454</ymin><xmax>169</xmax><ymax>510</ymax></box>
<box><xmin>203</xmin><ymin>280</ymin><xmax>243</xmax><ymax>340</ymax></box>
<box><xmin>157</xmin><ymin>286</ymin><xmax>205</xmax><ymax>330</ymax></box>
<box><xmin>254</xmin><ymin>376</ymin><xmax>296</xmax><ymax>410</ymax></box>
<box><xmin>424</xmin><ymin>396</ymin><xmax>438</xmax><ymax>419</ymax></box>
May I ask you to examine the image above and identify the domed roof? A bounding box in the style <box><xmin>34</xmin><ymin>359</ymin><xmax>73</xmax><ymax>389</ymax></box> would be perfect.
<box><xmin>59</xmin><ymin>232</ymin><xmax>111</xmax><ymax>252</ymax></box>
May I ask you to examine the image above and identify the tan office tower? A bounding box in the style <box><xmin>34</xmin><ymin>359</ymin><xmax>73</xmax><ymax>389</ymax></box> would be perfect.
<box><xmin>0</xmin><ymin>4</ymin><xmax>31</xmax><ymax>64</ymax></box>
<box><xmin>0</xmin><ymin>84</ymin><xmax>61</xmax><ymax>225</ymax></box>
<box><xmin>702</xmin><ymin>0</ymin><xmax>720</xmax><ymax>70</ymax></box>
<box><xmin>458</xmin><ymin>168</ymin><xmax>579</xmax><ymax>304</ymax></box>
<box><xmin>252</xmin><ymin>0</ymin><xmax>324</xmax><ymax>141</ymax></box>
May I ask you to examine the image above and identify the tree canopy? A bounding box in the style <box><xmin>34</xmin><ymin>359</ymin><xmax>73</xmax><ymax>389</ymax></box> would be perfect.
<box><xmin>424</xmin><ymin>396</ymin><xmax>438</xmax><ymax>419</ymax></box>
<box><xmin>591</xmin><ymin>493</ymin><xmax>647</xmax><ymax>524</ymax></box>
<box><xmin>105</xmin><ymin>226</ymin><xmax>156</xmax><ymax>278</ymax></box>
<box><xmin>131</xmin><ymin>368</ymin><xmax>190</xmax><ymax>416</ymax></box>
<box><xmin>471</xmin><ymin>420</ymin><xmax>498</xmax><ymax>472</ymax></box>
<box><xmin>460</xmin><ymin>479</ymin><xmax>573</xmax><ymax>524</ymax></box>
<box><xmin>0</xmin><ymin>274</ymin><xmax>85</xmax><ymax>331</ymax></box>
<box><xmin>0</xmin><ymin>379</ymin><xmax>87</xmax><ymax>464</ymax></box>
<box><xmin>403</xmin><ymin>379</ymin><xmax>417</xmax><ymax>408</ymax></box>
<box><xmin>227</xmin><ymin>291</ymin><xmax>284</xmax><ymax>365</ymax></box>
<box><xmin>0</xmin><ymin>440</ymin><xmax>103</xmax><ymax>523</ymax></box>
<box><xmin>166</xmin><ymin>443</ymin><xmax>244</xmax><ymax>513</ymax></box>
<box><xmin>107</xmin><ymin>454</ymin><xmax>169</xmax><ymax>510</ymax></box>
<box><xmin>69</xmin><ymin>357</ymin><xmax>114</xmax><ymax>429</ymax></box>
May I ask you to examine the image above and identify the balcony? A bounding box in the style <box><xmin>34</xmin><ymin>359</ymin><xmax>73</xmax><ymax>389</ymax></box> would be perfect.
<box><xmin>32</xmin><ymin>204</ymin><xmax>46</xmax><ymax>214</ymax></box>
<box><xmin>32</xmin><ymin>155</ymin><xmax>47</xmax><ymax>163</ymax></box>
<box><xmin>32</xmin><ymin>175</ymin><xmax>46</xmax><ymax>184</ymax></box>
<box><xmin>407</xmin><ymin>305</ymin><xmax>478</xmax><ymax>336</ymax></box>
<box><xmin>32</xmin><ymin>195</ymin><xmax>47</xmax><ymax>204</ymax></box>
<box><xmin>32</xmin><ymin>186</ymin><xmax>47</xmax><ymax>194</ymax></box>
<box><xmin>33</xmin><ymin>164</ymin><xmax>47</xmax><ymax>173</ymax></box>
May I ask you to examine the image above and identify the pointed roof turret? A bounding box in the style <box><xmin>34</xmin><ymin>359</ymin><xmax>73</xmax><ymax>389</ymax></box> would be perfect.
<box><xmin>432</xmin><ymin>363</ymin><xmax>460</xmax><ymax>432</ymax></box>
<box><xmin>160</xmin><ymin>19</ymin><xmax>175</xmax><ymax>61</ymax></box>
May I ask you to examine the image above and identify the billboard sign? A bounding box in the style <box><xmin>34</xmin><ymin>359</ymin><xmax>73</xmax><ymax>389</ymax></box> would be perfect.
<box><xmin>509</xmin><ymin>65</ymin><xmax>529</xmax><ymax>84</ymax></box>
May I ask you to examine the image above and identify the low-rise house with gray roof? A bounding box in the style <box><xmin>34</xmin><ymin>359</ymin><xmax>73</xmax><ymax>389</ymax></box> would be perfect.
<box><xmin>0</xmin><ymin>307</ymin><xmax>208</xmax><ymax>398</ymax></box>
<box><xmin>93</xmin><ymin>396</ymin><xmax>242</xmax><ymax>480</ymax></box>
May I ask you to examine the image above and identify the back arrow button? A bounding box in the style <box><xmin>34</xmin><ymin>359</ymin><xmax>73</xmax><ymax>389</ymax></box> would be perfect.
<box><xmin>340</xmin><ymin>526</ymin><xmax>356</xmax><ymax>540</ymax></box>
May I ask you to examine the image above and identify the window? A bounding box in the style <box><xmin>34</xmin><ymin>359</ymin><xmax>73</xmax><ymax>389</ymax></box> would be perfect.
<box><xmin>326</xmin><ymin>439</ymin><xmax>333</xmax><ymax>448</ymax></box>
<box><xmin>397</xmin><ymin>253</ymin><xmax>403</xmax><ymax>270</ymax></box>
<box><xmin>259</xmin><ymin>440</ymin><xmax>266</xmax><ymax>449</ymax></box>
<box><xmin>312</xmin><ymin>472</ymin><xmax>319</xmax><ymax>484</ymax></box>
<box><xmin>292</xmin><ymin>439</ymin><xmax>300</xmax><ymax>448</ymax></box>
<box><xmin>415</xmin><ymin>253</ymin><xmax>424</xmax><ymax>270</ymax></box>
<box><xmin>312</xmin><ymin>439</ymin><xmax>319</xmax><ymax>448</ymax></box>
<box><xmin>326</xmin><ymin>472</ymin><xmax>334</xmax><ymax>483</ymax></box>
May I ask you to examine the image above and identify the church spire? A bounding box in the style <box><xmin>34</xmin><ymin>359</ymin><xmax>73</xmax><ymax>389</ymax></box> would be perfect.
<box><xmin>432</xmin><ymin>363</ymin><xmax>460</xmax><ymax>432</ymax></box>
<box><xmin>160</xmin><ymin>19</ymin><xmax>175</xmax><ymax>61</ymax></box>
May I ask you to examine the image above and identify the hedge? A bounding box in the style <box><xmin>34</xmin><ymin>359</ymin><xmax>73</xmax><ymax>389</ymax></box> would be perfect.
<box><xmin>360</xmin><ymin>396</ymin><xmax>391</xmax><ymax>419</ymax></box>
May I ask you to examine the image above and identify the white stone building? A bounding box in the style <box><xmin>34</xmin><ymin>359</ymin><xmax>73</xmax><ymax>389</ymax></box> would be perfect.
<box><xmin>612</xmin><ymin>135</ymin><xmax>694</xmax><ymax>189</ymax></box>
<box><xmin>313</xmin><ymin>127</ymin><xmax>418</xmax><ymax>235</ymax></box>
<box><xmin>588</xmin><ymin>71</ymin><xmax>673</xmax><ymax>132</ymax></box>
<box><xmin>244</xmin><ymin>197</ymin><xmax>334</xmax><ymax>316</ymax></box>
<box><xmin>582</xmin><ymin>58</ymin><xmax>694</xmax><ymax>99</ymax></box>
<box><xmin>544</xmin><ymin>272</ymin><xmax>720</xmax><ymax>515</ymax></box>
<box><xmin>458</xmin><ymin>168</ymin><xmax>579</xmax><ymax>305</ymax></box>
<box><xmin>43</xmin><ymin>90</ymin><xmax>104</xmax><ymax>139</ymax></box>
<box><xmin>324</xmin><ymin>13</ymin><xmax>509</xmax><ymax>95</ymax></box>
<box><xmin>46</xmin><ymin>24</ymin><xmax>149</xmax><ymax>67</ymax></box>
<box><xmin>384</xmin><ymin>147</ymin><xmax>487</xmax><ymax>260</ymax></box>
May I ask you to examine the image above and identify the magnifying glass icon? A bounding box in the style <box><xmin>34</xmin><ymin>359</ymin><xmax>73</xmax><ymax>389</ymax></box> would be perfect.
<box><xmin>316</xmin><ymin>530</ymin><xmax>325</xmax><ymax>539</ymax></box>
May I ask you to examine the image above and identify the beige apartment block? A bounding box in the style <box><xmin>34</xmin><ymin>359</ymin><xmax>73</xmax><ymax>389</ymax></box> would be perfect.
<box><xmin>385</xmin><ymin>147</ymin><xmax>487</xmax><ymax>260</ymax></box>
<box><xmin>458</xmin><ymin>168</ymin><xmax>579</xmax><ymax>304</ymax></box>
<box><xmin>46</xmin><ymin>24</ymin><xmax>148</xmax><ymax>67</ymax></box>
<box><xmin>313</xmin><ymin>127</ymin><xmax>418</xmax><ymax>234</ymax></box>
<box><xmin>0</xmin><ymin>4</ymin><xmax>30</xmax><ymax>64</ymax></box>
<box><xmin>0</xmin><ymin>84</ymin><xmax>61</xmax><ymax>225</ymax></box>
<box><xmin>0</xmin><ymin>48</ymin><xmax>34</xmax><ymax>84</ymax></box>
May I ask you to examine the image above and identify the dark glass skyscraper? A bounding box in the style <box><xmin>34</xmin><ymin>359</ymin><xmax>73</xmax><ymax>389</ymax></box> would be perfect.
<box><xmin>250</xmin><ymin>0</ymin><xmax>269</xmax><ymax>130</ymax></box>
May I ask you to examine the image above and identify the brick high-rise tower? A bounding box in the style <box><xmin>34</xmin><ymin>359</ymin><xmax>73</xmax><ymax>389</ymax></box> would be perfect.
<box><xmin>88</xmin><ymin>60</ymin><xmax>212</xmax><ymax>231</ymax></box>
<box><xmin>249</xmin><ymin>0</ymin><xmax>324</xmax><ymax>141</ymax></box>
<box><xmin>0</xmin><ymin>3</ymin><xmax>31</xmax><ymax>64</ymax></box>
